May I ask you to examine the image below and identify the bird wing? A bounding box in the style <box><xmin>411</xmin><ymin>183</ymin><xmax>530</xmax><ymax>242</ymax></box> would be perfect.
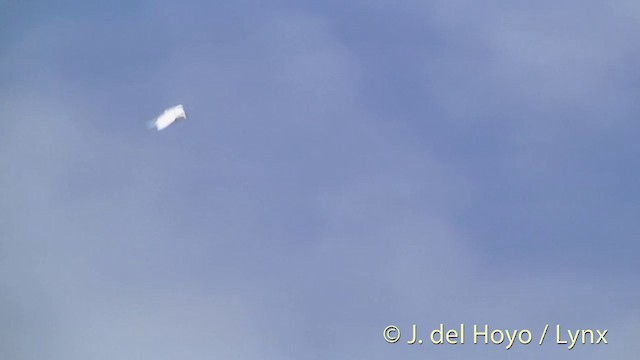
<box><xmin>153</xmin><ymin>111</ymin><xmax>178</xmax><ymax>131</ymax></box>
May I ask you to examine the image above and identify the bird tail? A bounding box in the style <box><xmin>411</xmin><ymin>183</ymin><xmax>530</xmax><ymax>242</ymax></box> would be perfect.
<box><xmin>147</xmin><ymin>119</ymin><xmax>157</xmax><ymax>130</ymax></box>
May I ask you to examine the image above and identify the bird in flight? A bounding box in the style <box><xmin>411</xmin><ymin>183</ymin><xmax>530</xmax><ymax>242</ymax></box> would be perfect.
<box><xmin>148</xmin><ymin>104</ymin><xmax>186</xmax><ymax>131</ymax></box>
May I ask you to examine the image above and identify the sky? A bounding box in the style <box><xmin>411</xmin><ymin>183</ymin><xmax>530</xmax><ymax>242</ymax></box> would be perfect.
<box><xmin>1</xmin><ymin>1</ymin><xmax>639</xmax><ymax>359</ymax></box>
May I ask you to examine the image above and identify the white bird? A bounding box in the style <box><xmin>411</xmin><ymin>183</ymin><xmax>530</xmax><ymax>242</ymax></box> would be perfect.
<box><xmin>148</xmin><ymin>104</ymin><xmax>186</xmax><ymax>131</ymax></box>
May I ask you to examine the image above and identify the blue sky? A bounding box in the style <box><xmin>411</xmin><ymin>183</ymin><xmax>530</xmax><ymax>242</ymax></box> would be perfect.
<box><xmin>2</xmin><ymin>1</ymin><xmax>639</xmax><ymax>358</ymax></box>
